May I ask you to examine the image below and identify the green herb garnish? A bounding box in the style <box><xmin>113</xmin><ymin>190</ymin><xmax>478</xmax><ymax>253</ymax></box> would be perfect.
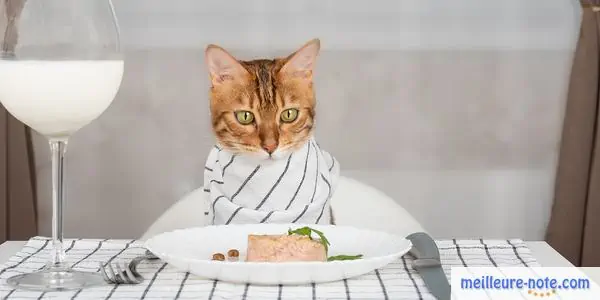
<box><xmin>287</xmin><ymin>227</ymin><xmax>363</xmax><ymax>262</ymax></box>
<box><xmin>288</xmin><ymin>226</ymin><xmax>331</xmax><ymax>253</ymax></box>
<box><xmin>327</xmin><ymin>254</ymin><xmax>364</xmax><ymax>261</ymax></box>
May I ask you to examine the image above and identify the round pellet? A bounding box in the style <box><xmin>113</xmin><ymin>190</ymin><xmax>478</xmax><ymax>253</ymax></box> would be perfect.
<box><xmin>227</xmin><ymin>249</ymin><xmax>239</xmax><ymax>261</ymax></box>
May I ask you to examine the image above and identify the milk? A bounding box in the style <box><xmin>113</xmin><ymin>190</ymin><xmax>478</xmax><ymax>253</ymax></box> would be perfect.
<box><xmin>0</xmin><ymin>60</ymin><xmax>124</xmax><ymax>139</ymax></box>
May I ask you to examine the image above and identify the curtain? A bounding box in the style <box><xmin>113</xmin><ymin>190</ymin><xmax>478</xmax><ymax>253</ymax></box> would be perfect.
<box><xmin>0</xmin><ymin>0</ymin><xmax>37</xmax><ymax>243</ymax></box>
<box><xmin>546</xmin><ymin>0</ymin><xmax>600</xmax><ymax>267</ymax></box>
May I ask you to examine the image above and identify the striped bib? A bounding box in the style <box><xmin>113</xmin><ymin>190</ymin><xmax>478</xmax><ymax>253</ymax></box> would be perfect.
<box><xmin>203</xmin><ymin>138</ymin><xmax>339</xmax><ymax>225</ymax></box>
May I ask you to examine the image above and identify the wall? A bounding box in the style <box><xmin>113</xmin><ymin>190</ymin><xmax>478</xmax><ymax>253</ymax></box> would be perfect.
<box><xmin>30</xmin><ymin>0</ymin><xmax>581</xmax><ymax>239</ymax></box>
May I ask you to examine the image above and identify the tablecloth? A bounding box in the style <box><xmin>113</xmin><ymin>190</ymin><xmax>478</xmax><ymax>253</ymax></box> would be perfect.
<box><xmin>0</xmin><ymin>237</ymin><xmax>539</xmax><ymax>299</ymax></box>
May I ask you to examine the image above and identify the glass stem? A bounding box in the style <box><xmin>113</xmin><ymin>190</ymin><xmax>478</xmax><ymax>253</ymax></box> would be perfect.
<box><xmin>49</xmin><ymin>139</ymin><xmax>68</xmax><ymax>269</ymax></box>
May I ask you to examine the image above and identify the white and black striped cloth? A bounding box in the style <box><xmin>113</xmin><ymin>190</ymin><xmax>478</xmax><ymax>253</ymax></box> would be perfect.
<box><xmin>204</xmin><ymin>139</ymin><xmax>339</xmax><ymax>225</ymax></box>
<box><xmin>0</xmin><ymin>237</ymin><xmax>539</xmax><ymax>299</ymax></box>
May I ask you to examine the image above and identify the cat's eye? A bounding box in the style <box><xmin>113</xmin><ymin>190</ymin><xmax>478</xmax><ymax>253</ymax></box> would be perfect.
<box><xmin>280</xmin><ymin>108</ymin><xmax>299</xmax><ymax>123</ymax></box>
<box><xmin>235</xmin><ymin>111</ymin><xmax>254</xmax><ymax>125</ymax></box>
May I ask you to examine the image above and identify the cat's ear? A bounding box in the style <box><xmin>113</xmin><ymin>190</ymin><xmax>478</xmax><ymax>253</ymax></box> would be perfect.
<box><xmin>205</xmin><ymin>44</ymin><xmax>248</xmax><ymax>86</ymax></box>
<box><xmin>279</xmin><ymin>38</ymin><xmax>320</xmax><ymax>80</ymax></box>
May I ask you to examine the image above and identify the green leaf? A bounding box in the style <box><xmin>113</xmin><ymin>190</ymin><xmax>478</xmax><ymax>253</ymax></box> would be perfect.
<box><xmin>309</xmin><ymin>228</ymin><xmax>331</xmax><ymax>252</ymax></box>
<box><xmin>287</xmin><ymin>226</ymin><xmax>330</xmax><ymax>253</ymax></box>
<box><xmin>288</xmin><ymin>227</ymin><xmax>313</xmax><ymax>240</ymax></box>
<box><xmin>327</xmin><ymin>254</ymin><xmax>363</xmax><ymax>261</ymax></box>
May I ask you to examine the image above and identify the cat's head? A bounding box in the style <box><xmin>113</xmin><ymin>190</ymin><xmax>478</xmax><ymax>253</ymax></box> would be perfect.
<box><xmin>205</xmin><ymin>39</ymin><xmax>320</xmax><ymax>161</ymax></box>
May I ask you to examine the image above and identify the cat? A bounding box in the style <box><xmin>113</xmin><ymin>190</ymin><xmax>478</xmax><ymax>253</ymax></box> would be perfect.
<box><xmin>203</xmin><ymin>38</ymin><xmax>339</xmax><ymax>225</ymax></box>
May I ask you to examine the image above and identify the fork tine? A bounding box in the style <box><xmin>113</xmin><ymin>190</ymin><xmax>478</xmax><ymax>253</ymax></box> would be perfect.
<box><xmin>115</xmin><ymin>263</ymin><xmax>130</xmax><ymax>284</ymax></box>
<box><xmin>123</xmin><ymin>262</ymin><xmax>140</xmax><ymax>283</ymax></box>
<box><xmin>107</xmin><ymin>263</ymin><xmax>122</xmax><ymax>284</ymax></box>
<box><xmin>99</xmin><ymin>262</ymin><xmax>113</xmax><ymax>283</ymax></box>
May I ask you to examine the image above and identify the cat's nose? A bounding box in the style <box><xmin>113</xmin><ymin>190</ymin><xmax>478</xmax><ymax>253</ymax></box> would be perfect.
<box><xmin>262</xmin><ymin>143</ymin><xmax>278</xmax><ymax>154</ymax></box>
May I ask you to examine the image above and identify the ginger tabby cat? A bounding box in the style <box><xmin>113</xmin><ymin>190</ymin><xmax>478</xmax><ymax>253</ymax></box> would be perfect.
<box><xmin>203</xmin><ymin>39</ymin><xmax>339</xmax><ymax>225</ymax></box>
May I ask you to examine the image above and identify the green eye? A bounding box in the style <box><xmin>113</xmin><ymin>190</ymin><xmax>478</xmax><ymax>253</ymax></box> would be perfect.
<box><xmin>235</xmin><ymin>111</ymin><xmax>254</xmax><ymax>125</ymax></box>
<box><xmin>280</xmin><ymin>108</ymin><xmax>299</xmax><ymax>123</ymax></box>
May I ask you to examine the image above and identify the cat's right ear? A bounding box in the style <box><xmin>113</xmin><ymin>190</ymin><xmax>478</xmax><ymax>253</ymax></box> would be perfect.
<box><xmin>205</xmin><ymin>45</ymin><xmax>248</xmax><ymax>86</ymax></box>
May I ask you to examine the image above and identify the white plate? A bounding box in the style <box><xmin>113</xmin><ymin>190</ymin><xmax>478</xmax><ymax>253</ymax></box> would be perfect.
<box><xmin>145</xmin><ymin>223</ymin><xmax>412</xmax><ymax>285</ymax></box>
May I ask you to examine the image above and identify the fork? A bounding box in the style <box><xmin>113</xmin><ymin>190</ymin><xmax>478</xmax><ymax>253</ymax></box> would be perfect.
<box><xmin>100</xmin><ymin>250</ymin><xmax>159</xmax><ymax>284</ymax></box>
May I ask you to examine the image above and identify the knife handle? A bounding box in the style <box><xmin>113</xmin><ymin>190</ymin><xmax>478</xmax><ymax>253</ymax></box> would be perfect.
<box><xmin>406</xmin><ymin>232</ymin><xmax>450</xmax><ymax>300</ymax></box>
<box><xmin>407</xmin><ymin>232</ymin><xmax>440</xmax><ymax>260</ymax></box>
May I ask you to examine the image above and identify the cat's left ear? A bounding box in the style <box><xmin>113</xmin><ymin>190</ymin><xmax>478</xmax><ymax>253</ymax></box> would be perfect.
<box><xmin>280</xmin><ymin>38</ymin><xmax>320</xmax><ymax>80</ymax></box>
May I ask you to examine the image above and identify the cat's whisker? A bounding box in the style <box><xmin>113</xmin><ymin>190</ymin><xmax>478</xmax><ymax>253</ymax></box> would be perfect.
<box><xmin>292</xmin><ymin>123</ymin><xmax>313</xmax><ymax>133</ymax></box>
<box><xmin>219</xmin><ymin>141</ymin><xmax>261</xmax><ymax>153</ymax></box>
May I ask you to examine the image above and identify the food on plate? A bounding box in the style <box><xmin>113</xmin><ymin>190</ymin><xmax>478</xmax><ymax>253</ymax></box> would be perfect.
<box><xmin>209</xmin><ymin>226</ymin><xmax>363</xmax><ymax>263</ymax></box>
<box><xmin>227</xmin><ymin>249</ymin><xmax>240</xmax><ymax>261</ymax></box>
<box><xmin>212</xmin><ymin>253</ymin><xmax>225</xmax><ymax>261</ymax></box>
<box><xmin>246</xmin><ymin>233</ymin><xmax>327</xmax><ymax>262</ymax></box>
<box><xmin>246</xmin><ymin>226</ymin><xmax>363</xmax><ymax>263</ymax></box>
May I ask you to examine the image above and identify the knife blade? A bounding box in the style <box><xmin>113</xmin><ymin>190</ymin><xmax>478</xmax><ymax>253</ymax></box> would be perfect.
<box><xmin>407</xmin><ymin>232</ymin><xmax>451</xmax><ymax>300</ymax></box>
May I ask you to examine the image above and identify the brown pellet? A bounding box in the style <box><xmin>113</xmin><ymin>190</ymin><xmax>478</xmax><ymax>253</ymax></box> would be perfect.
<box><xmin>212</xmin><ymin>253</ymin><xmax>225</xmax><ymax>261</ymax></box>
<box><xmin>227</xmin><ymin>249</ymin><xmax>239</xmax><ymax>261</ymax></box>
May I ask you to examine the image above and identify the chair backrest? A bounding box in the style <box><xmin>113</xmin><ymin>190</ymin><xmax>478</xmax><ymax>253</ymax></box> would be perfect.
<box><xmin>141</xmin><ymin>176</ymin><xmax>425</xmax><ymax>240</ymax></box>
<box><xmin>330</xmin><ymin>176</ymin><xmax>425</xmax><ymax>236</ymax></box>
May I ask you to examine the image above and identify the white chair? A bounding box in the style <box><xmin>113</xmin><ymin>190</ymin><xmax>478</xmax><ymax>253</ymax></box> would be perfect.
<box><xmin>141</xmin><ymin>176</ymin><xmax>426</xmax><ymax>240</ymax></box>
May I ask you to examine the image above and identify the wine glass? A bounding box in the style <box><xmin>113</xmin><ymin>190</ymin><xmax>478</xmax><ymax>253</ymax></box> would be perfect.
<box><xmin>0</xmin><ymin>0</ymin><xmax>123</xmax><ymax>291</ymax></box>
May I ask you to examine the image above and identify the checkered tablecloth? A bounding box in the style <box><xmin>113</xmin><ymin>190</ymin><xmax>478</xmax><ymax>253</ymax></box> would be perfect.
<box><xmin>0</xmin><ymin>237</ymin><xmax>539</xmax><ymax>299</ymax></box>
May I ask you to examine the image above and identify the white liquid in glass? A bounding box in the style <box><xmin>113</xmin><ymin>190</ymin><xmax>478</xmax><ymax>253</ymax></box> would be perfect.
<box><xmin>0</xmin><ymin>60</ymin><xmax>124</xmax><ymax>138</ymax></box>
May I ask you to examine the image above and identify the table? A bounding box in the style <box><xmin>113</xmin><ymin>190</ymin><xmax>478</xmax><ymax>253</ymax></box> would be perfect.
<box><xmin>1</xmin><ymin>241</ymin><xmax>599</xmax><ymax>288</ymax></box>
<box><xmin>0</xmin><ymin>241</ymin><xmax>584</xmax><ymax>267</ymax></box>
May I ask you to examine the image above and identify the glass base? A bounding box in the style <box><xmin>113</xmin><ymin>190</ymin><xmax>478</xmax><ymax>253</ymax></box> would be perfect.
<box><xmin>6</xmin><ymin>267</ymin><xmax>105</xmax><ymax>291</ymax></box>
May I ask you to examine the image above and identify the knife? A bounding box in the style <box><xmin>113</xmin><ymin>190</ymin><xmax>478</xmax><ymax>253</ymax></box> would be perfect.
<box><xmin>407</xmin><ymin>232</ymin><xmax>451</xmax><ymax>300</ymax></box>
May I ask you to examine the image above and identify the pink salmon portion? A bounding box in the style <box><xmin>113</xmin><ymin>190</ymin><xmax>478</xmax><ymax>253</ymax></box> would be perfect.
<box><xmin>246</xmin><ymin>234</ymin><xmax>326</xmax><ymax>262</ymax></box>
